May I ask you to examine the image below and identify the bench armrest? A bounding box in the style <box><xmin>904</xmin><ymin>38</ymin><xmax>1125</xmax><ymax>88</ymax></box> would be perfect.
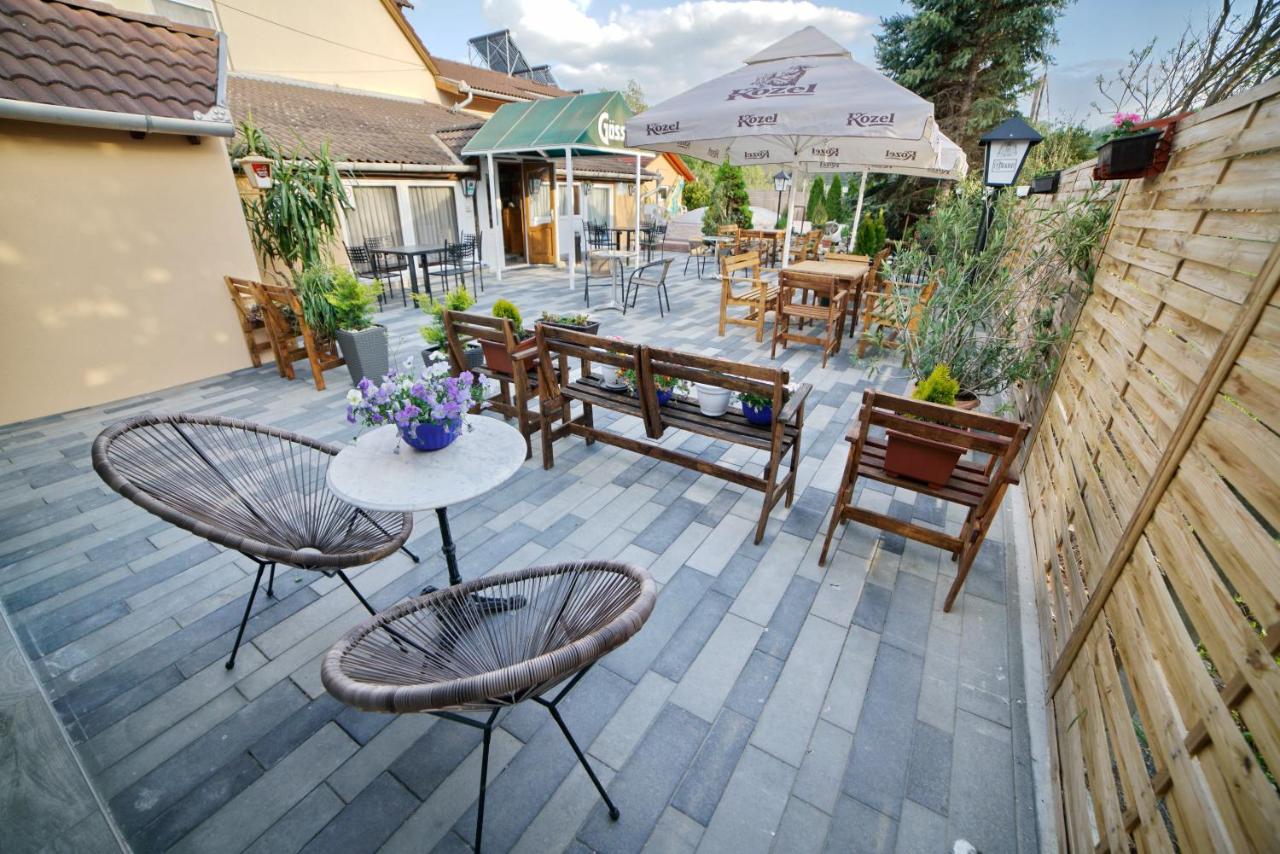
<box><xmin>778</xmin><ymin>382</ymin><xmax>812</xmax><ymax>424</ymax></box>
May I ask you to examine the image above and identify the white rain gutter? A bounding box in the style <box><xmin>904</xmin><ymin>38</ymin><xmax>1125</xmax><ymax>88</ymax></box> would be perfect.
<box><xmin>334</xmin><ymin>161</ymin><xmax>476</xmax><ymax>173</ymax></box>
<box><xmin>452</xmin><ymin>81</ymin><xmax>476</xmax><ymax>113</ymax></box>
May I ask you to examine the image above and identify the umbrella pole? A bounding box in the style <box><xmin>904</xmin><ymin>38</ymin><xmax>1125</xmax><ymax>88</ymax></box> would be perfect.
<box><xmin>567</xmin><ymin>150</ymin><xmax>575</xmax><ymax>291</ymax></box>
<box><xmin>780</xmin><ymin>159</ymin><xmax>801</xmax><ymax>269</ymax></box>
<box><xmin>851</xmin><ymin>167</ymin><xmax>868</xmax><ymax>245</ymax></box>
<box><xmin>634</xmin><ymin>154</ymin><xmax>641</xmax><ymax>265</ymax></box>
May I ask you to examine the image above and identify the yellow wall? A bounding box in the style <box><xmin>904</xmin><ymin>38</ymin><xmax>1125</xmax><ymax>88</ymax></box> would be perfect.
<box><xmin>0</xmin><ymin>121</ymin><xmax>261</xmax><ymax>426</ymax></box>
<box><xmin>213</xmin><ymin>0</ymin><xmax>441</xmax><ymax>101</ymax></box>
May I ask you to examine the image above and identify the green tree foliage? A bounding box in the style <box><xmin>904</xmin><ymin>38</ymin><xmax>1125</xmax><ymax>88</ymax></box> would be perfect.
<box><xmin>805</xmin><ymin>177</ymin><xmax>826</xmax><ymax>225</ymax></box>
<box><xmin>853</xmin><ymin>210</ymin><xmax>888</xmax><ymax>255</ymax></box>
<box><xmin>827</xmin><ymin>175</ymin><xmax>846</xmax><ymax>222</ymax></box>
<box><xmin>1020</xmin><ymin>121</ymin><xmax>1097</xmax><ymax>180</ymax></box>
<box><xmin>682</xmin><ymin>180</ymin><xmax>711</xmax><ymax>211</ymax></box>
<box><xmin>701</xmin><ymin>161</ymin><xmax>753</xmax><ymax>234</ymax></box>
<box><xmin>621</xmin><ymin>79</ymin><xmax>648</xmax><ymax>113</ymax></box>
<box><xmin>876</xmin><ymin>0</ymin><xmax>1069</xmax><ymax>159</ymax></box>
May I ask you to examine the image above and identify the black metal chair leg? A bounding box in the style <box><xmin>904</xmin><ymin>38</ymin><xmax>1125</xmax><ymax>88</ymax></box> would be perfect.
<box><xmin>400</xmin><ymin>545</ymin><xmax>420</xmax><ymax>563</ymax></box>
<box><xmin>266</xmin><ymin>562</ymin><xmax>276</xmax><ymax>597</ymax></box>
<box><xmin>335</xmin><ymin>569</ymin><xmax>378</xmax><ymax>615</ymax></box>
<box><xmin>226</xmin><ymin>561</ymin><xmax>268</xmax><ymax>669</ymax></box>
<box><xmin>544</xmin><ymin>703</ymin><xmax>620</xmax><ymax>820</ymax></box>
<box><xmin>475</xmin><ymin>720</ymin><xmax>493</xmax><ymax>853</ymax></box>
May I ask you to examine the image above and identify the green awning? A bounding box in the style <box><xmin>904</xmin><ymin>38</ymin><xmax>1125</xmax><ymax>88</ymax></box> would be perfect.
<box><xmin>461</xmin><ymin>91</ymin><xmax>636</xmax><ymax>158</ymax></box>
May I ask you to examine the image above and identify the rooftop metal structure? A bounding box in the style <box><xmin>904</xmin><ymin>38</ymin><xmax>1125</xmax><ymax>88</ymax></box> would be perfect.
<box><xmin>467</xmin><ymin>29</ymin><xmax>559</xmax><ymax>86</ymax></box>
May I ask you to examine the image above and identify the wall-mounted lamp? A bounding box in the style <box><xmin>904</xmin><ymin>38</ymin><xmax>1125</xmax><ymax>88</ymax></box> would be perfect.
<box><xmin>528</xmin><ymin>176</ymin><xmax>543</xmax><ymax>195</ymax></box>
<box><xmin>462</xmin><ymin>177</ymin><xmax>478</xmax><ymax>197</ymax></box>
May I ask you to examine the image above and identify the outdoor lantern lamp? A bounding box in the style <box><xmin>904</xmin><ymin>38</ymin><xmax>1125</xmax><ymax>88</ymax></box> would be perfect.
<box><xmin>528</xmin><ymin>176</ymin><xmax>542</xmax><ymax>195</ymax></box>
<box><xmin>773</xmin><ymin>170</ymin><xmax>791</xmax><ymax>223</ymax></box>
<box><xmin>978</xmin><ymin>115</ymin><xmax>1042</xmax><ymax>187</ymax></box>
<box><xmin>974</xmin><ymin>115</ymin><xmax>1042</xmax><ymax>252</ymax></box>
<box><xmin>462</xmin><ymin>177</ymin><xmax>478</xmax><ymax>197</ymax></box>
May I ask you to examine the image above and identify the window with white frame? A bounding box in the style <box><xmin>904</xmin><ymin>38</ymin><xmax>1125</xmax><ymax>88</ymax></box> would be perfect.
<box><xmin>346</xmin><ymin>186</ymin><xmax>403</xmax><ymax>248</ymax></box>
<box><xmin>409</xmin><ymin>187</ymin><xmax>459</xmax><ymax>246</ymax></box>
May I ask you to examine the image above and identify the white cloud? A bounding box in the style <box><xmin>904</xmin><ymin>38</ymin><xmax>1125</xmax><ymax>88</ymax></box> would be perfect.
<box><xmin>478</xmin><ymin>0</ymin><xmax>875</xmax><ymax>102</ymax></box>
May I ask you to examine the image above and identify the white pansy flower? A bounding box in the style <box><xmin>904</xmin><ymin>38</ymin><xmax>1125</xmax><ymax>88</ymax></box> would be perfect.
<box><xmin>346</xmin><ymin>389</ymin><xmax>362</xmax><ymax>405</ymax></box>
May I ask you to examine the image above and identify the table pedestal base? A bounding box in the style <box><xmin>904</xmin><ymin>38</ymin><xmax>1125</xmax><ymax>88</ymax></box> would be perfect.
<box><xmin>420</xmin><ymin>507</ymin><xmax>527</xmax><ymax>612</ymax></box>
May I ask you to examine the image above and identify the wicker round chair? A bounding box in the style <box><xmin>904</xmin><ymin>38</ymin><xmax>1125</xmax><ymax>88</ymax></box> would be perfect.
<box><xmin>322</xmin><ymin>560</ymin><xmax>656</xmax><ymax>853</ymax></box>
<box><xmin>92</xmin><ymin>413</ymin><xmax>415</xmax><ymax>669</ymax></box>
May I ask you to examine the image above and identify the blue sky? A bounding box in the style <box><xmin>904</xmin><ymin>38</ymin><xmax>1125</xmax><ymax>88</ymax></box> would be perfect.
<box><xmin>406</xmin><ymin>0</ymin><xmax>1207</xmax><ymax>123</ymax></box>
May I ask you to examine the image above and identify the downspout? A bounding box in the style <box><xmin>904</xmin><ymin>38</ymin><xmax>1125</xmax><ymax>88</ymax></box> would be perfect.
<box><xmin>451</xmin><ymin>81</ymin><xmax>475</xmax><ymax>114</ymax></box>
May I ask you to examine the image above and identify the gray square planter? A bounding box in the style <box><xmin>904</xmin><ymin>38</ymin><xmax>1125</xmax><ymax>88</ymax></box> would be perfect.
<box><xmin>335</xmin><ymin>325</ymin><xmax>389</xmax><ymax>386</ymax></box>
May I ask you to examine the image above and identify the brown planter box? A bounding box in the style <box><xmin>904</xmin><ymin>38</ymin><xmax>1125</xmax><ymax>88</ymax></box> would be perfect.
<box><xmin>480</xmin><ymin>336</ymin><xmax>535</xmax><ymax>375</ymax></box>
<box><xmin>883</xmin><ymin>430</ymin><xmax>964</xmax><ymax>488</ymax></box>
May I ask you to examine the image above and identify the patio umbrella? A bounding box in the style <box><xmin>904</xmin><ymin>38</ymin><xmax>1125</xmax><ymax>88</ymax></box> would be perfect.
<box><xmin>625</xmin><ymin>26</ymin><xmax>959</xmax><ymax>263</ymax></box>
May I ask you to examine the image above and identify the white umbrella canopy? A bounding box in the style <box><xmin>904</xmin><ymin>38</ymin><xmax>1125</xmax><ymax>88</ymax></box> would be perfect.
<box><xmin>625</xmin><ymin>26</ymin><xmax>961</xmax><ymax>262</ymax></box>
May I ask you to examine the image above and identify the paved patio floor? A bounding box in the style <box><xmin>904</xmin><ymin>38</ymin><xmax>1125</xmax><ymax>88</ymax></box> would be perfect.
<box><xmin>1</xmin><ymin>259</ymin><xmax>1040</xmax><ymax>853</ymax></box>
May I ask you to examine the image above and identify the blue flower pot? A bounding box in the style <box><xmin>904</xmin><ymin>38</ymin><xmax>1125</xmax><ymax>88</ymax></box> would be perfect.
<box><xmin>741</xmin><ymin>401</ymin><xmax>772</xmax><ymax>426</ymax></box>
<box><xmin>400</xmin><ymin>418</ymin><xmax>462</xmax><ymax>452</ymax></box>
<box><xmin>656</xmin><ymin>389</ymin><xmax>674</xmax><ymax>405</ymax></box>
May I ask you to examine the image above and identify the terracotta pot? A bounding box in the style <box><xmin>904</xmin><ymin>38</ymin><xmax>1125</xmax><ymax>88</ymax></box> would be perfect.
<box><xmin>883</xmin><ymin>430</ymin><xmax>963</xmax><ymax>488</ymax></box>
<box><xmin>954</xmin><ymin>392</ymin><xmax>980</xmax><ymax>411</ymax></box>
<box><xmin>480</xmin><ymin>336</ymin><xmax>535</xmax><ymax>376</ymax></box>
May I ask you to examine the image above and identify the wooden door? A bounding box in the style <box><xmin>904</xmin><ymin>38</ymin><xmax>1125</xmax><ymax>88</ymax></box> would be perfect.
<box><xmin>498</xmin><ymin>163</ymin><xmax>525</xmax><ymax>262</ymax></box>
<box><xmin>523</xmin><ymin>162</ymin><xmax>556</xmax><ymax>265</ymax></box>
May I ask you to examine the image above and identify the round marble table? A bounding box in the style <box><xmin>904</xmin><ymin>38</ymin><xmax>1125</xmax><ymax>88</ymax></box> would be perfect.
<box><xmin>588</xmin><ymin>249</ymin><xmax>638</xmax><ymax>312</ymax></box>
<box><xmin>327</xmin><ymin>417</ymin><xmax>526</xmax><ymax>590</ymax></box>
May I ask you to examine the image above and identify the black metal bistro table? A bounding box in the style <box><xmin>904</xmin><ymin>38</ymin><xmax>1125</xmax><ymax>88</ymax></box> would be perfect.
<box><xmin>377</xmin><ymin>244</ymin><xmax>448</xmax><ymax>298</ymax></box>
<box><xmin>325</xmin><ymin>417</ymin><xmax>527</xmax><ymax>598</ymax></box>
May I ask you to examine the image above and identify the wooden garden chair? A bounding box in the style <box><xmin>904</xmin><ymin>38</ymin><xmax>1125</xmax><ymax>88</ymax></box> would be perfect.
<box><xmin>718</xmin><ymin>251</ymin><xmax>778</xmax><ymax>341</ymax></box>
<box><xmin>442</xmin><ymin>310</ymin><xmax>541</xmax><ymax>459</ymax></box>
<box><xmin>856</xmin><ymin>270</ymin><xmax>938</xmax><ymax>357</ymax></box>
<box><xmin>716</xmin><ymin>223</ymin><xmax>742</xmax><ymax>259</ymax></box>
<box><xmin>224</xmin><ymin>276</ymin><xmax>276</xmax><ymax>370</ymax></box>
<box><xmin>819</xmin><ymin>390</ymin><xmax>1028</xmax><ymax>611</ymax></box>
<box><xmin>840</xmin><ymin>248</ymin><xmax>890</xmax><ymax>338</ymax></box>
<box><xmin>771</xmin><ymin>268</ymin><xmax>847</xmax><ymax>368</ymax></box>
<box><xmin>253</xmin><ymin>281</ymin><xmax>343</xmax><ymax>391</ymax></box>
<box><xmin>787</xmin><ymin>229</ymin><xmax>822</xmax><ymax>264</ymax></box>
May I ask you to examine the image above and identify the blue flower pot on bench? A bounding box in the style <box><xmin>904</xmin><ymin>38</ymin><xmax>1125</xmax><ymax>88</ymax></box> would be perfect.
<box><xmin>741</xmin><ymin>401</ymin><xmax>772</xmax><ymax>425</ymax></box>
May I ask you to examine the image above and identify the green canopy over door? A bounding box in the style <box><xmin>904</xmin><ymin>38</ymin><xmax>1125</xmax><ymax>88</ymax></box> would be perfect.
<box><xmin>462</xmin><ymin>91</ymin><xmax>637</xmax><ymax>157</ymax></box>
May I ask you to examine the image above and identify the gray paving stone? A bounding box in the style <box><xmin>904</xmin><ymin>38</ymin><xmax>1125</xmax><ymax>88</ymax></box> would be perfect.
<box><xmin>669</xmin><ymin>613</ymin><xmax>762</xmax><ymax>723</ymax></box>
<box><xmin>949</xmin><ymin>710</ymin><xmax>1016</xmax><ymax>854</ymax></box>
<box><xmin>904</xmin><ymin>720</ymin><xmax>952</xmax><ymax>816</ymax></box>
<box><xmin>299</xmin><ymin>772</ymin><xmax>418</xmax><ymax>854</ymax></box>
<box><xmin>723</xmin><ymin>649</ymin><xmax>784</xmax><ymax>722</ymax></box>
<box><xmin>824</xmin><ymin>796</ymin><xmax>897</xmax><ymax>854</ymax></box>
<box><xmin>750</xmin><ymin>615</ymin><xmax>845</xmax><ymax>767</ymax></box>
<box><xmin>578</xmin><ymin>703</ymin><xmax>709</xmax><ymax>854</ymax></box>
<box><xmin>881</xmin><ymin>571</ymin><xmax>935</xmax><ymax>657</ymax></box>
<box><xmin>131</xmin><ymin>752</ymin><xmax>263</xmax><ymax>852</ymax></box>
<box><xmin>840</xmin><ymin>643</ymin><xmax>924</xmax><ymax>820</ymax></box>
<box><xmin>850</xmin><ymin>581</ymin><xmax>892</xmax><ymax>633</ymax></box>
<box><xmin>755</xmin><ymin>575</ymin><xmax>819</xmax><ymax>659</ymax></box>
<box><xmin>773</xmin><ymin>797</ymin><xmax>830</xmax><ymax>854</ymax></box>
<box><xmin>695</xmin><ymin>746</ymin><xmax>795</xmax><ymax>853</ymax></box>
<box><xmin>894</xmin><ymin>799</ymin><xmax>946</xmax><ymax>854</ymax></box>
<box><xmin>243</xmin><ymin>784</ymin><xmax>344</xmax><ymax>854</ymax></box>
<box><xmin>590</xmin><ymin>670</ymin><xmax>675</xmax><ymax>771</ymax></box>
<box><xmin>602</xmin><ymin>566</ymin><xmax>713</xmax><ymax>684</ymax></box>
<box><xmin>669</xmin><ymin>708</ymin><xmax>753</xmax><ymax>824</ymax></box>
<box><xmin>792</xmin><ymin>718</ymin><xmax>855</xmax><ymax>814</ymax></box>
<box><xmin>651</xmin><ymin>590</ymin><xmax>732</xmax><ymax>681</ymax></box>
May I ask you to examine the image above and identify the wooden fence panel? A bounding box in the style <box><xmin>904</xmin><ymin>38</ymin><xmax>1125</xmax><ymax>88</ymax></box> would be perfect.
<box><xmin>1021</xmin><ymin>77</ymin><xmax>1280</xmax><ymax>852</ymax></box>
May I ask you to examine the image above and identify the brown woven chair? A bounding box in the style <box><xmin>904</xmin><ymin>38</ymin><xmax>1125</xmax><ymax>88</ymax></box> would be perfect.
<box><xmin>322</xmin><ymin>560</ymin><xmax>656</xmax><ymax>853</ymax></box>
<box><xmin>92</xmin><ymin>413</ymin><xmax>415</xmax><ymax>669</ymax></box>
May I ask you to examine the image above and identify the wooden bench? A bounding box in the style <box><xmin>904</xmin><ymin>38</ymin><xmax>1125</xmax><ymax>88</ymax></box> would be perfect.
<box><xmin>441</xmin><ymin>310</ymin><xmax>541</xmax><ymax>458</ymax></box>
<box><xmin>254</xmin><ymin>281</ymin><xmax>344</xmax><ymax>391</ymax></box>
<box><xmin>534</xmin><ymin>325</ymin><xmax>812</xmax><ymax>544</ymax></box>
<box><xmin>718</xmin><ymin>251</ymin><xmax>778</xmax><ymax>341</ymax></box>
<box><xmin>819</xmin><ymin>390</ymin><xmax>1028</xmax><ymax>611</ymax></box>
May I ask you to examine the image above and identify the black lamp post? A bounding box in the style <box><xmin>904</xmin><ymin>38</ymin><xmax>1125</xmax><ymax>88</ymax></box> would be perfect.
<box><xmin>773</xmin><ymin>169</ymin><xmax>791</xmax><ymax>225</ymax></box>
<box><xmin>975</xmin><ymin>115</ymin><xmax>1042</xmax><ymax>253</ymax></box>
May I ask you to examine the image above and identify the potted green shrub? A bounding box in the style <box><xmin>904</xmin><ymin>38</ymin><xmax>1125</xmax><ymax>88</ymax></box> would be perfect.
<box><xmin>537</xmin><ymin>311</ymin><xmax>601</xmax><ymax>336</ymax></box>
<box><xmin>294</xmin><ymin>264</ymin><xmax>384</xmax><ymax>386</ymax></box>
<box><xmin>417</xmin><ymin>288</ymin><xmax>483</xmax><ymax>370</ymax></box>
<box><xmin>883</xmin><ymin>364</ymin><xmax>967</xmax><ymax>486</ymax></box>
<box><xmin>481</xmin><ymin>299</ymin><xmax>533</xmax><ymax>375</ymax></box>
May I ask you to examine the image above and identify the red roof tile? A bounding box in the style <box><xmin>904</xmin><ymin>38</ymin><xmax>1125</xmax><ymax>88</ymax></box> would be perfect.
<box><xmin>228</xmin><ymin>75</ymin><xmax>479</xmax><ymax>167</ymax></box>
<box><xmin>0</xmin><ymin>0</ymin><xmax>222</xmax><ymax>121</ymax></box>
<box><xmin>432</xmin><ymin>56</ymin><xmax>573</xmax><ymax>101</ymax></box>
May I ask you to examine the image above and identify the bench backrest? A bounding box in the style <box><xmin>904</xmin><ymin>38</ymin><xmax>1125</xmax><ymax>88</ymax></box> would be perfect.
<box><xmin>224</xmin><ymin>276</ymin><xmax>263</xmax><ymax>332</ymax></box>
<box><xmin>720</xmin><ymin>251</ymin><xmax>764</xmax><ymax>284</ymax></box>
<box><xmin>535</xmin><ymin>324</ymin><xmax>653</xmax><ymax>427</ymax></box>
<box><xmin>645</xmin><ymin>347</ymin><xmax>788</xmax><ymax>430</ymax></box>
<box><xmin>857</xmin><ymin>390</ymin><xmax>1028</xmax><ymax>511</ymax></box>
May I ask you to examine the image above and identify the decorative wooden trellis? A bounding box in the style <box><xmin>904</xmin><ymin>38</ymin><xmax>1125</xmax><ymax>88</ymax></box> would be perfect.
<box><xmin>1019</xmin><ymin>78</ymin><xmax>1280</xmax><ymax>852</ymax></box>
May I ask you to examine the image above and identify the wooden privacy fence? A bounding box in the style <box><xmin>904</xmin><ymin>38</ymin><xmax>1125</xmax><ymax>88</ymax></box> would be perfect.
<box><xmin>1020</xmin><ymin>78</ymin><xmax>1280</xmax><ymax>852</ymax></box>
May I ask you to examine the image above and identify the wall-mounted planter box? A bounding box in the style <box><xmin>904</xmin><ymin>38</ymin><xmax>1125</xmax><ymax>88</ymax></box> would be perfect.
<box><xmin>1030</xmin><ymin>171</ymin><xmax>1060</xmax><ymax>194</ymax></box>
<box><xmin>1092</xmin><ymin>114</ymin><xmax>1186</xmax><ymax>181</ymax></box>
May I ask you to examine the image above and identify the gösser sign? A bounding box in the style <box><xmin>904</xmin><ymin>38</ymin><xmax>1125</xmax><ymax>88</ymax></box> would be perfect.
<box><xmin>596</xmin><ymin>112</ymin><xmax>626</xmax><ymax>146</ymax></box>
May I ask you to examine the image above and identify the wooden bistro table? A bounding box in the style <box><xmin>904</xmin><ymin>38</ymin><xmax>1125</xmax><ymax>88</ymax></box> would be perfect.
<box><xmin>327</xmin><ymin>417</ymin><xmax>527</xmax><ymax>602</ymax></box>
<box><xmin>788</xmin><ymin>257</ymin><xmax>871</xmax><ymax>321</ymax></box>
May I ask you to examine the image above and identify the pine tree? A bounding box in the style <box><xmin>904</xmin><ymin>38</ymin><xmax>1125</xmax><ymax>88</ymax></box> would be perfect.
<box><xmin>827</xmin><ymin>175</ymin><xmax>845</xmax><ymax>223</ymax></box>
<box><xmin>701</xmin><ymin>160</ymin><xmax>753</xmax><ymax>235</ymax></box>
<box><xmin>805</xmin><ymin>177</ymin><xmax>826</xmax><ymax>226</ymax></box>
<box><xmin>876</xmin><ymin>0</ymin><xmax>1068</xmax><ymax>160</ymax></box>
